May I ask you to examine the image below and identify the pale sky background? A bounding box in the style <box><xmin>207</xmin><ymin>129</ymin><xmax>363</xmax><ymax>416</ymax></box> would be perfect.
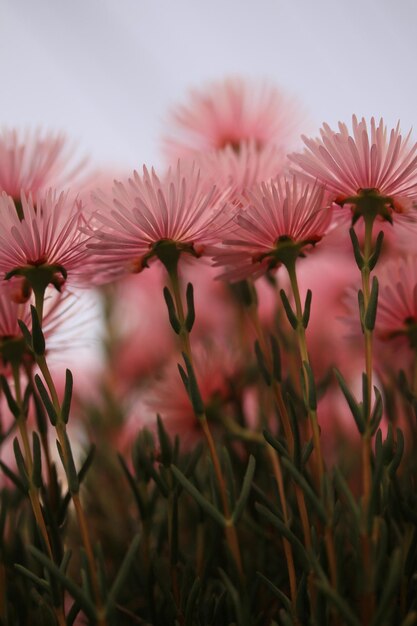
<box><xmin>2</xmin><ymin>0</ymin><xmax>417</xmax><ymax>170</ymax></box>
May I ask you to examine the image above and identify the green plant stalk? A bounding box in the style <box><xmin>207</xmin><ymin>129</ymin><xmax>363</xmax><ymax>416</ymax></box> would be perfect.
<box><xmin>361</xmin><ymin>216</ymin><xmax>374</xmax><ymax>516</ymax></box>
<box><xmin>246</xmin><ymin>289</ymin><xmax>294</xmax><ymax>451</ymax></box>
<box><xmin>243</xmin><ymin>282</ymin><xmax>316</xmax><ymax>613</ymax></box>
<box><xmin>358</xmin><ymin>215</ymin><xmax>377</xmax><ymax>623</ymax></box>
<box><xmin>266</xmin><ymin>444</ymin><xmax>298</xmax><ymax>615</ymax></box>
<box><xmin>34</xmin><ymin>304</ymin><xmax>107</xmax><ymax>626</ymax></box>
<box><xmin>285</xmin><ymin>262</ymin><xmax>339</xmax><ymax>596</ymax></box>
<box><xmin>285</xmin><ymin>261</ymin><xmax>324</xmax><ymax>486</ymax></box>
<box><xmin>11</xmin><ymin>363</ymin><xmax>67</xmax><ymax>626</ymax></box>
<box><xmin>167</xmin><ymin>264</ymin><xmax>244</xmax><ymax>582</ymax></box>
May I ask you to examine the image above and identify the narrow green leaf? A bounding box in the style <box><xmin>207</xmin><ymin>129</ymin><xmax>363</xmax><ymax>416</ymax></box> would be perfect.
<box><xmin>389</xmin><ymin>428</ymin><xmax>404</xmax><ymax>477</ymax></box>
<box><xmin>263</xmin><ymin>430</ymin><xmax>289</xmax><ymax>459</ymax></box>
<box><xmin>34</xmin><ymin>374</ymin><xmax>58</xmax><ymax>426</ymax></box>
<box><xmin>171</xmin><ymin>465</ymin><xmax>226</xmax><ymax>527</ymax></box>
<box><xmin>368</xmin><ymin>231</ymin><xmax>384</xmax><ymax>271</ymax></box>
<box><xmin>280</xmin><ymin>289</ymin><xmax>298</xmax><ymax>329</ymax></box>
<box><xmin>185</xmin><ymin>282</ymin><xmax>195</xmax><ymax>332</ymax></box>
<box><xmin>32</xmin><ymin>432</ymin><xmax>42</xmax><ymax>488</ymax></box>
<box><xmin>61</xmin><ymin>369</ymin><xmax>73</xmax><ymax>424</ymax></box>
<box><xmin>0</xmin><ymin>375</ymin><xmax>21</xmax><ymax>419</ymax></box>
<box><xmin>56</xmin><ymin>430</ymin><xmax>79</xmax><ymax>494</ymax></box>
<box><xmin>333</xmin><ymin>467</ymin><xmax>360</xmax><ymax>521</ymax></box>
<box><xmin>18</xmin><ymin>319</ymin><xmax>33</xmax><ymax>349</ymax></box>
<box><xmin>255</xmin><ymin>340</ymin><xmax>271</xmax><ymax>386</ymax></box>
<box><xmin>13</xmin><ymin>437</ymin><xmax>29</xmax><ymax>491</ymax></box>
<box><xmin>118</xmin><ymin>454</ymin><xmax>146</xmax><ymax>518</ymax></box>
<box><xmin>29</xmin><ymin>545</ymin><xmax>96</xmax><ymax>621</ymax></box>
<box><xmin>334</xmin><ymin>368</ymin><xmax>365</xmax><ymax>434</ymax></box>
<box><xmin>182</xmin><ymin>353</ymin><xmax>204</xmax><ymax>416</ymax></box>
<box><xmin>315</xmin><ymin>581</ymin><xmax>361</xmax><ymax>626</ymax></box>
<box><xmin>370</xmin><ymin>386</ymin><xmax>383</xmax><ymax>435</ymax></box>
<box><xmin>30</xmin><ymin>306</ymin><xmax>45</xmax><ymax>355</ymax></box>
<box><xmin>302</xmin><ymin>289</ymin><xmax>312</xmax><ymax>329</ymax></box>
<box><xmin>357</xmin><ymin>289</ymin><xmax>365</xmax><ymax>332</ymax></box>
<box><xmin>232</xmin><ymin>455</ymin><xmax>256</xmax><ymax>524</ymax></box>
<box><xmin>349</xmin><ymin>227</ymin><xmax>364</xmax><ymax>270</ymax></box>
<box><xmin>106</xmin><ymin>534</ymin><xmax>140</xmax><ymax>611</ymax></box>
<box><xmin>256</xmin><ymin>571</ymin><xmax>292</xmax><ymax>612</ymax></box>
<box><xmin>0</xmin><ymin>460</ymin><xmax>26</xmax><ymax>493</ymax></box>
<box><xmin>281</xmin><ymin>457</ymin><xmax>326</xmax><ymax>523</ymax></box>
<box><xmin>255</xmin><ymin>503</ymin><xmax>310</xmax><ymax>569</ymax></box>
<box><xmin>370</xmin><ymin>549</ymin><xmax>402</xmax><ymax>626</ymax></box>
<box><xmin>303</xmin><ymin>361</ymin><xmax>317</xmax><ymax>410</ymax></box>
<box><xmin>14</xmin><ymin>564</ymin><xmax>50</xmax><ymax>592</ymax></box>
<box><xmin>184</xmin><ymin>577</ymin><xmax>200</xmax><ymax>626</ymax></box>
<box><xmin>163</xmin><ymin>286</ymin><xmax>181</xmax><ymax>334</ymax></box>
<box><xmin>364</xmin><ymin>276</ymin><xmax>379</xmax><ymax>331</ymax></box>
<box><xmin>222</xmin><ymin>447</ymin><xmax>236</xmax><ymax>508</ymax></box>
<box><xmin>157</xmin><ymin>414</ymin><xmax>173</xmax><ymax>467</ymax></box>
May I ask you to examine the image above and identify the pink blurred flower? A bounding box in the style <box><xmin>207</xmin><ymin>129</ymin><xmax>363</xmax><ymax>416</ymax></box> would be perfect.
<box><xmin>109</xmin><ymin>267</ymin><xmax>176</xmax><ymax>390</ymax></box>
<box><xmin>87</xmin><ymin>163</ymin><xmax>230</xmax><ymax>277</ymax></box>
<box><xmin>212</xmin><ymin>174</ymin><xmax>332</xmax><ymax>281</ymax></box>
<box><xmin>0</xmin><ymin>190</ymin><xmax>90</xmax><ymax>288</ymax></box>
<box><xmin>0</xmin><ymin>128</ymin><xmax>87</xmax><ymax>200</ymax></box>
<box><xmin>196</xmin><ymin>141</ymin><xmax>286</xmax><ymax>201</ymax></box>
<box><xmin>126</xmin><ymin>342</ymin><xmax>242</xmax><ymax>450</ymax></box>
<box><xmin>376</xmin><ymin>256</ymin><xmax>417</xmax><ymax>348</ymax></box>
<box><xmin>164</xmin><ymin>76</ymin><xmax>302</xmax><ymax>159</ymax></box>
<box><xmin>0</xmin><ymin>282</ymin><xmax>79</xmax><ymax>373</ymax></box>
<box><xmin>290</xmin><ymin>116</ymin><xmax>417</xmax><ymax>217</ymax></box>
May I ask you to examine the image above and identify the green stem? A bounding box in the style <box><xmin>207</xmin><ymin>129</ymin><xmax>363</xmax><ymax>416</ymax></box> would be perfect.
<box><xmin>166</xmin><ymin>263</ymin><xmax>244</xmax><ymax>582</ymax></box>
<box><xmin>34</xmin><ymin>301</ymin><xmax>107</xmax><ymax>626</ymax></box>
<box><xmin>285</xmin><ymin>261</ymin><xmax>324</xmax><ymax>485</ymax></box>
<box><xmin>357</xmin><ymin>214</ymin><xmax>377</xmax><ymax>624</ymax></box>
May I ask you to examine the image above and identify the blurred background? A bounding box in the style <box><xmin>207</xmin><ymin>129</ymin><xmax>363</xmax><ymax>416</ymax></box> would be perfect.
<box><xmin>2</xmin><ymin>0</ymin><xmax>417</xmax><ymax>169</ymax></box>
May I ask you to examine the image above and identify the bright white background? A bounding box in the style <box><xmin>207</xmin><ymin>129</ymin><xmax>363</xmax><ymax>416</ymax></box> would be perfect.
<box><xmin>2</xmin><ymin>0</ymin><xmax>417</xmax><ymax>170</ymax></box>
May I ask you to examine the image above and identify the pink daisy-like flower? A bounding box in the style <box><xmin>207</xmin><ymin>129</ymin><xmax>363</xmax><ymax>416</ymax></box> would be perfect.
<box><xmin>0</xmin><ymin>129</ymin><xmax>87</xmax><ymax>200</ymax></box>
<box><xmin>138</xmin><ymin>342</ymin><xmax>242</xmax><ymax>450</ymax></box>
<box><xmin>289</xmin><ymin>116</ymin><xmax>417</xmax><ymax>220</ymax></box>
<box><xmin>0</xmin><ymin>190</ymin><xmax>90</xmax><ymax>289</ymax></box>
<box><xmin>212</xmin><ymin>174</ymin><xmax>332</xmax><ymax>281</ymax></box>
<box><xmin>164</xmin><ymin>76</ymin><xmax>301</xmax><ymax>160</ymax></box>
<box><xmin>376</xmin><ymin>256</ymin><xmax>417</xmax><ymax>348</ymax></box>
<box><xmin>0</xmin><ymin>282</ymin><xmax>77</xmax><ymax>371</ymax></box>
<box><xmin>87</xmin><ymin>162</ymin><xmax>230</xmax><ymax>277</ymax></box>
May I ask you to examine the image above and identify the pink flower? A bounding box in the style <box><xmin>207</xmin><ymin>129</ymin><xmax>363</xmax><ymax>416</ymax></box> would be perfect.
<box><xmin>196</xmin><ymin>141</ymin><xmax>286</xmax><ymax>201</ymax></box>
<box><xmin>289</xmin><ymin>116</ymin><xmax>417</xmax><ymax>218</ymax></box>
<box><xmin>87</xmin><ymin>163</ymin><xmax>230</xmax><ymax>277</ymax></box>
<box><xmin>0</xmin><ymin>190</ymin><xmax>90</xmax><ymax>288</ymax></box>
<box><xmin>376</xmin><ymin>256</ymin><xmax>417</xmax><ymax>348</ymax></box>
<box><xmin>164</xmin><ymin>77</ymin><xmax>301</xmax><ymax>159</ymax></box>
<box><xmin>0</xmin><ymin>129</ymin><xmax>87</xmax><ymax>200</ymax></box>
<box><xmin>0</xmin><ymin>282</ymin><xmax>77</xmax><ymax>372</ymax></box>
<box><xmin>212</xmin><ymin>174</ymin><xmax>332</xmax><ymax>281</ymax></box>
<box><xmin>141</xmin><ymin>342</ymin><xmax>242</xmax><ymax>450</ymax></box>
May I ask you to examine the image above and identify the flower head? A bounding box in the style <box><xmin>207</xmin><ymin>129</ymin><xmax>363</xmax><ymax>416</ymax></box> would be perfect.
<box><xmin>0</xmin><ymin>129</ymin><xmax>87</xmax><ymax>200</ymax></box>
<box><xmin>212</xmin><ymin>174</ymin><xmax>332</xmax><ymax>281</ymax></box>
<box><xmin>87</xmin><ymin>162</ymin><xmax>230</xmax><ymax>277</ymax></box>
<box><xmin>0</xmin><ymin>190</ymin><xmax>90</xmax><ymax>291</ymax></box>
<box><xmin>376</xmin><ymin>256</ymin><xmax>417</xmax><ymax>349</ymax></box>
<box><xmin>289</xmin><ymin>116</ymin><xmax>417</xmax><ymax>221</ymax></box>
<box><xmin>164</xmin><ymin>77</ymin><xmax>301</xmax><ymax>159</ymax></box>
<box><xmin>196</xmin><ymin>141</ymin><xmax>286</xmax><ymax>201</ymax></box>
<box><xmin>0</xmin><ymin>281</ymin><xmax>76</xmax><ymax>371</ymax></box>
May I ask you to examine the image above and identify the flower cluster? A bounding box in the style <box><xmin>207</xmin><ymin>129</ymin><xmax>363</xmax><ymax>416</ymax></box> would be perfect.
<box><xmin>3</xmin><ymin>77</ymin><xmax>417</xmax><ymax>626</ymax></box>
